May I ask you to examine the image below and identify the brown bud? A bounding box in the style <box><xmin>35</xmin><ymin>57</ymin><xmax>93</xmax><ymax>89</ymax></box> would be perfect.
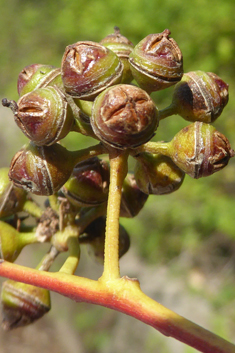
<box><xmin>61</xmin><ymin>41</ymin><xmax>123</xmax><ymax>100</ymax></box>
<box><xmin>134</xmin><ymin>153</ymin><xmax>185</xmax><ymax>194</ymax></box>
<box><xmin>129</xmin><ymin>29</ymin><xmax>183</xmax><ymax>92</ymax></box>
<box><xmin>168</xmin><ymin>122</ymin><xmax>235</xmax><ymax>178</ymax></box>
<box><xmin>120</xmin><ymin>173</ymin><xmax>148</xmax><ymax>217</ymax></box>
<box><xmin>91</xmin><ymin>84</ymin><xmax>158</xmax><ymax>149</ymax></box>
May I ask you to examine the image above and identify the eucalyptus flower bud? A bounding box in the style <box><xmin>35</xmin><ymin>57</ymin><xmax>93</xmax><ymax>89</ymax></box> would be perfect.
<box><xmin>0</xmin><ymin>168</ymin><xmax>27</xmax><ymax>218</ymax></box>
<box><xmin>166</xmin><ymin>122</ymin><xmax>234</xmax><ymax>178</ymax></box>
<box><xmin>13</xmin><ymin>86</ymin><xmax>74</xmax><ymax>146</ymax></box>
<box><xmin>91</xmin><ymin>84</ymin><xmax>158</xmax><ymax>149</ymax></box>
<box><xmin>18</xmin><ymin>64</ymin><xmax>62</xmax><ymax>96</ymax></box>
<box><xmin>8</xmin><ymin>142</ymin><xmax>79</xmax><ymax>196</ymax></box>
<box><xmin>1</xmin><ymin>280</ymin><xmax>50</xmax><ymax>330</ymax></box>
<box><xmin>82</xmin><ymin>217</ymin><xmax>130</xmax><ymax>263</ymax></box>
<box><xmin>62</xmin><ymin>157</ymin><xmax>110</xmax><ymax>207</ymax></box>
<box><xmin>134</xmin><ymin>153</ymin><xmax>185</xmax><ymax>195</ymax></box>
<box><xmin>61</xmin><ymin>41</ymin><xmax>123</xmax><ymax>100</ymax></box>
<box><xmin>100</xmin><ymin>27</ymin><xmax>134</xmax><ymax>83</ymax></box>
<box><xmin>160</xmin><ymin>71</ymin><xmax>229</xmax><ymax>123</ymax></box>
<box><xmin>120</xmin><ymin>173</ymin><xmax>148</xmax><ymax>217</ymax></box>
<box><xmin>129</xmin><ymin>29</ymin><xmax>183</xmax><ymax>93</ymax></box>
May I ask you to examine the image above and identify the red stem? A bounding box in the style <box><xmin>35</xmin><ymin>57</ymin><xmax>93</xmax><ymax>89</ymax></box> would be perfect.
<box><xmin>0</xmin><ymin>260</ymin><xmax>234</xmax><ymax>353</ymax></box>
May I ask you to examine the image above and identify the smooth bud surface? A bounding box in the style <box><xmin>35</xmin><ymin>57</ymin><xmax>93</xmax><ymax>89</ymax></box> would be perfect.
<box><xmin>91</xmin><ymin>84</ymin><xmax>158</xmax><ymax>149</ymax></box>
<box><xmin>134</xmin><ymin>153</ymin><xmax>185</xmax><ymax>194</ymax></box>
<box><xmin>19</xmin><ymin>65</ymin><xmax>62</xmax><ymax>97</ymax></box>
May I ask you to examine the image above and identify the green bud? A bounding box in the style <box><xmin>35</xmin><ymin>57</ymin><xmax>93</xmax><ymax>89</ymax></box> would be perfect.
<box><xmin>19</xmin><ymin>64</ymin><xmax>62</xmax><ymax>96</ymax></box>
<box><xmin>1</xmin><ymin>280</ymin><xmax>50</xmax><ymax>330</ymax></box>
<box><xmin>134</xmin><ymin>153</ymin><xmax>185</xmax><ymax>194</ymax></box>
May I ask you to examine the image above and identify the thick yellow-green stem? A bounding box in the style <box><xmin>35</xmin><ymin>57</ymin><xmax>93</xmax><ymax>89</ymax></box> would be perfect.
<box><xmin>101</xmin><ymin>150</ymin><xmax>129</xmax><ymax>282</ymax></box>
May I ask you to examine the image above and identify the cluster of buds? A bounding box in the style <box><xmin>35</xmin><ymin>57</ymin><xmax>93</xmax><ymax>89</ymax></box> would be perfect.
<box><xmin>0</xmin><ymin>27</ymin><xmax>234</xmax><ymax>330</ymax></box>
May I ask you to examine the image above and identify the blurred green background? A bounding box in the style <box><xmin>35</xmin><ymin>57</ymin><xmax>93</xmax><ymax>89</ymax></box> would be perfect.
<box><xmin>0</xmin><ymin>0</ymin><xmax>235</xmax><ymax>352</ymax></box>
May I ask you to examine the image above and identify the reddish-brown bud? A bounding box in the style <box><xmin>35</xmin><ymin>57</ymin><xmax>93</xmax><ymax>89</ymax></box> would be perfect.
<box><xmin>15</xmin><ymin>86</ymin><xmax>74</xmax><ymax>145</ymax></box>
<box><xmin>91</xmin><ymin>84</ymin><xmax>158</xmax><ymax>149</ymax></box>
<box><xmin>61</xmin><ymin>41</ymin><xmax>123</xmax><ymax>100</ymax></box>
<box><xmin>129</xmin><ymin>29</ymin><xmax>183</xmax><ymax>92</ymax></box>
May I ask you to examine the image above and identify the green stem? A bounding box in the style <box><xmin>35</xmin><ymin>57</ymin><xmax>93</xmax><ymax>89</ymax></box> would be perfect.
<box><xmin>70</xmin><ymin>143</ymin><xmax>106</xmax><ymax>166</ymax></box>
<box><xmin>22</xmin><ymin>200</ymin><xmax>43</xmax><ymax>218</ymax></box>
<box><xmin>59</xmin><ymin>236</ymin><xmax>80</xmax><ymax>275</ymax></box>
<box><xmin>133</xmin><ymin>141</ymin><xmax>170</xmax><ymax>157</ymax></box>
<box><xmin>101</xmin><ymin>150</ymin><xmax>128</xmax><ymax>282</ymax></box>
<box><xmin>159</xmin><ymin>103</ymin><xmax>177</xmax><ymax>120</ymax></box>
<box><xmin>0</xmin><ymin>262</ymin><xmax>234</xmax><ymax>353</ymax></box>
<box><xmin>48</xmin><ymin>194</ymin><xmax>60</xmax><ymax>214</ymax></box>
<box><xmin>18</xmin><ymin>231</ymin><xmax>39</xmax><ymax>248</ymax></box>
